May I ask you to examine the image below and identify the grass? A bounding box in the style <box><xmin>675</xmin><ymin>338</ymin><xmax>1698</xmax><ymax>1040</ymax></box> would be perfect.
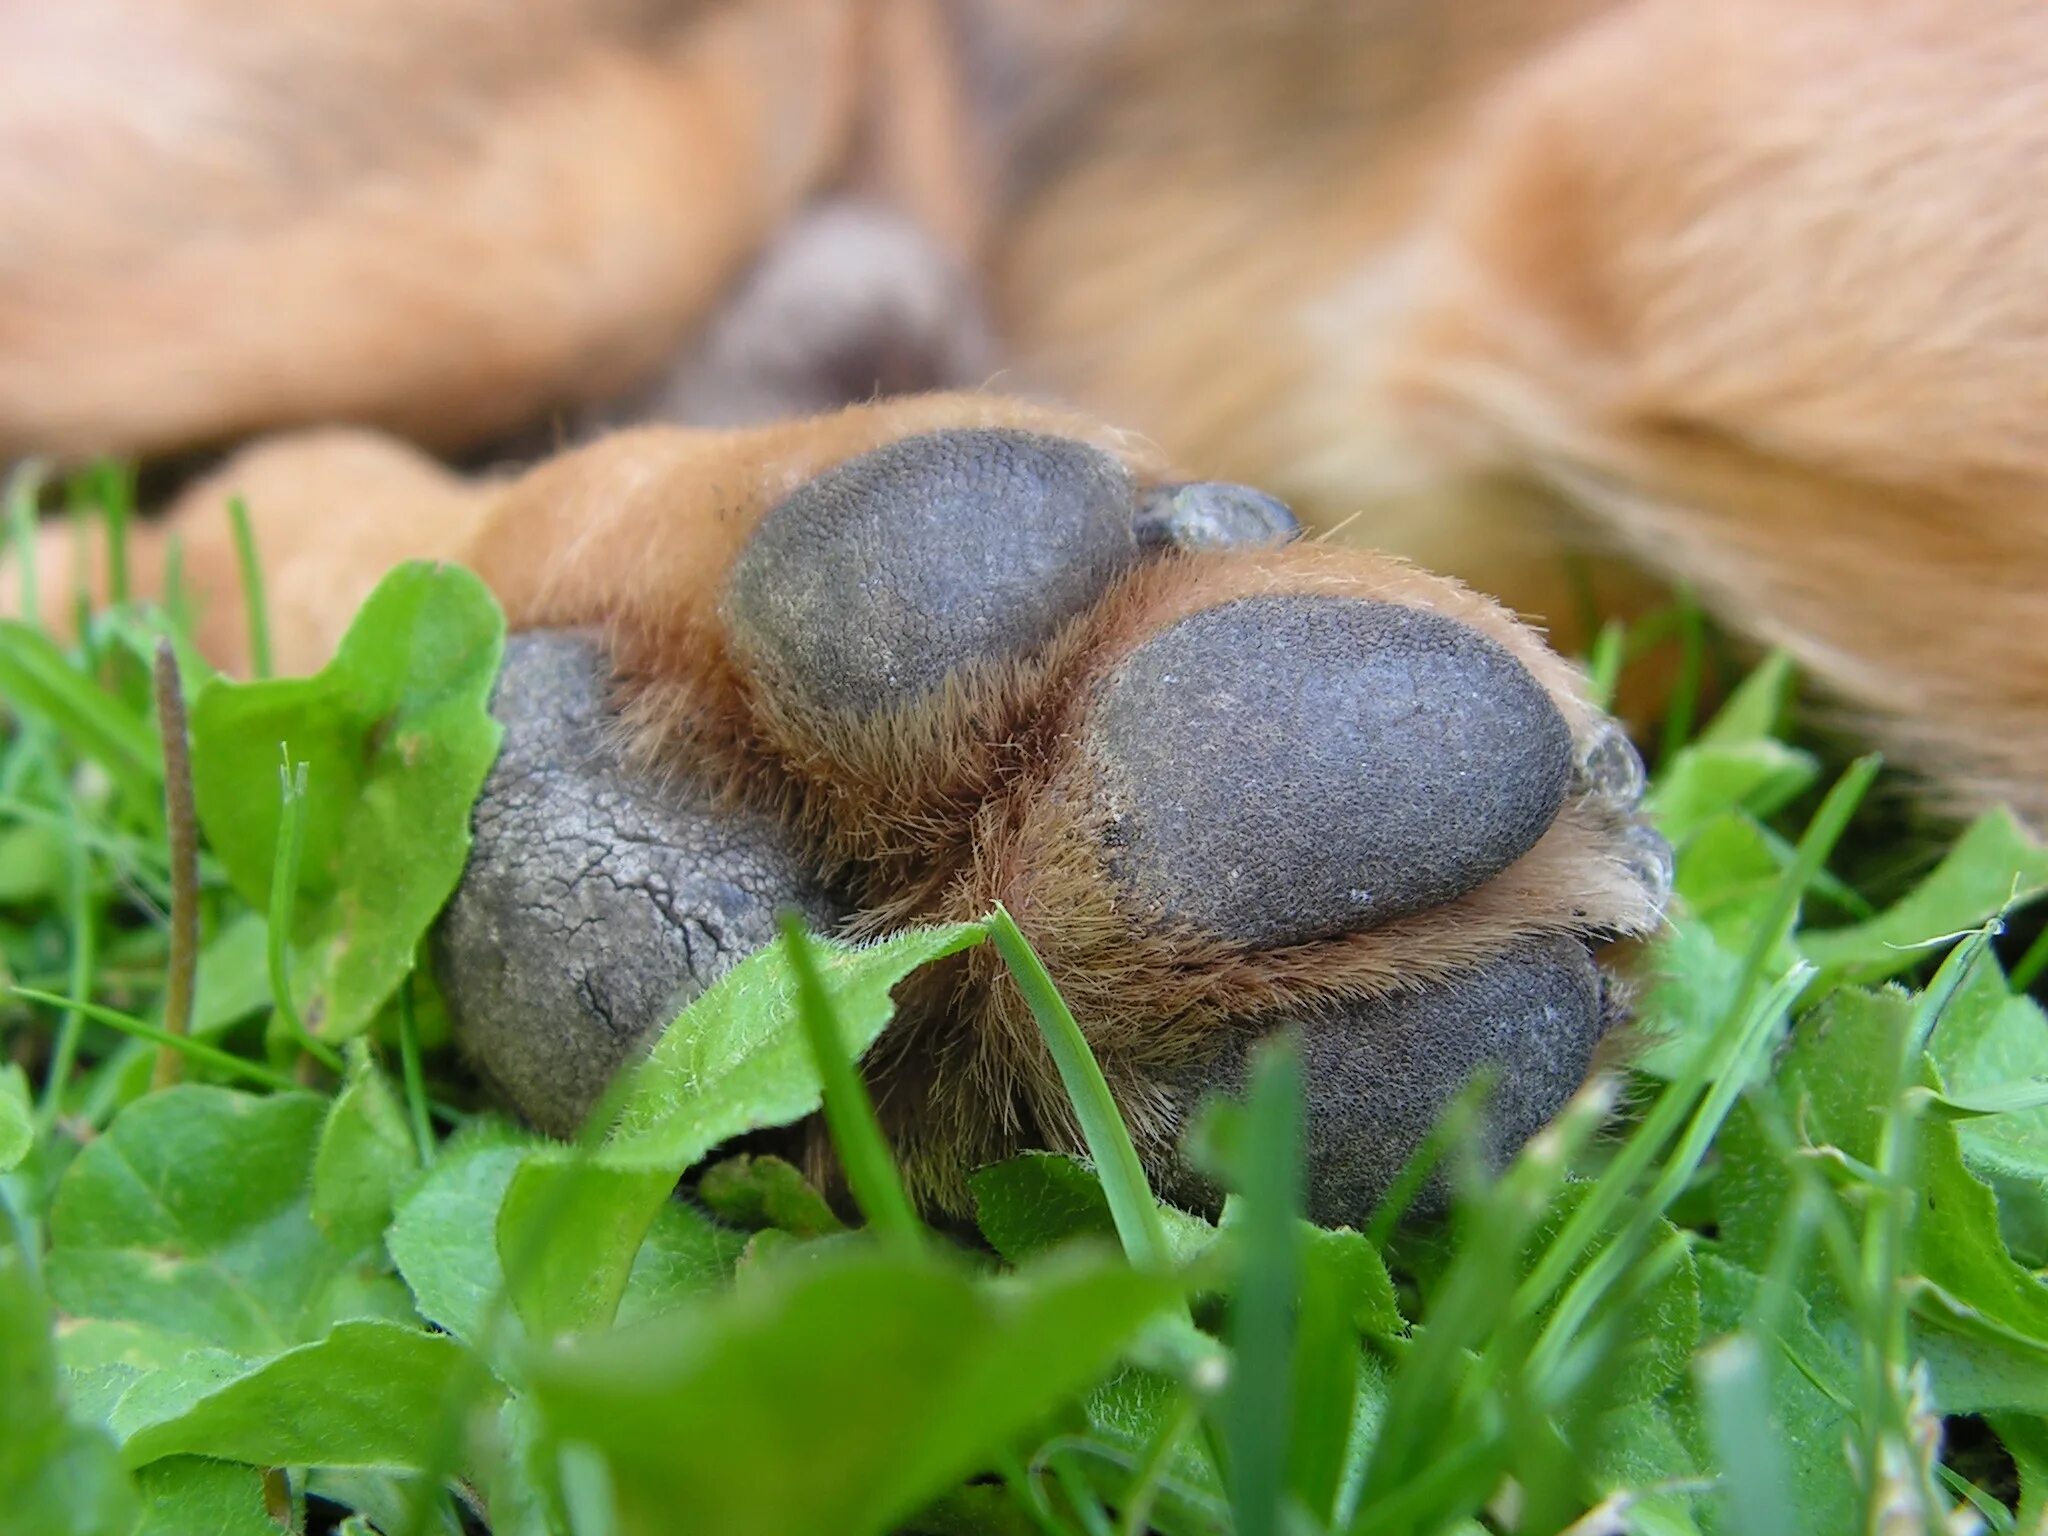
<box><xmin>5</xmin><ymin>468</ymin><xmax>2048</xmax><ymax>1536</ymax></box>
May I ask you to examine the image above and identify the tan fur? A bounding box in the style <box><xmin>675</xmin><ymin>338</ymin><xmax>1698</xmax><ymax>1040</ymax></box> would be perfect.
<box><xmin>5</xmin><ymin>0</ymin><xmax>2048</xmax><ymax>826</ymax></box>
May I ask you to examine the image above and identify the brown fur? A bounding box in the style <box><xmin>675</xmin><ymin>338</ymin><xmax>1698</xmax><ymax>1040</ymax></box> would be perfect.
<box><xmin>4</xmin><ymin>0</ymin><xmax>2043</xmax><ymax>824</ymax></box>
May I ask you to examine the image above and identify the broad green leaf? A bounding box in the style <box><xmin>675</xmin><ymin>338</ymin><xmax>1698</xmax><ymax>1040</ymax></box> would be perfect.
<box><xmin>1643</xmin><ymin>739</ymin><xmax>1818</xmax><ymax>845</ymax></box>
<box><xmin>607</xmin><ymin>923</ymin><xmax>987</xmax><ymax>1161</ymax></box>
<box><xmin>189</xmin><ymin>562</ymin><xmax>504</xmax><ymax>1041</ymax></box>
<box><xmin>0</xmin><ymin>1062</ymin><xmax>30</xmax><ymax>1173</ymax></box>
<box><xmin>1296</xmin><ymin>1223</ymin><xmax>1407</xmax><ymax>1341</ymax></box>
<box><xmin>498</xmin><ymin>923</ymin><xmax>984</xmax><ymax>1338</ymax></box>
<box><xmin>388</xmin><ymin>1130</ymin><xmax>539</xmax><ymax>1356</ymax></box>
<box><xmin>1695</xmin><ymin>1254</ymin><xmax>1857</xmax><ymax>1536</ymax></box>
<box><xmin>1814</xmin><ymin>991</ymin><xmax>2048</xmax><ymax>1356</ymax></box>
<box><xmin>1799</xmin><ymin>808</ymin><xmax>2048</xmax><ymax>984</ymax></box>
<box><xmin>1080</xmin><ymin>1367</ymin><xmax>1224</xmax><ymax>1509</ymax></box>
<box><xmin>312</xmin><ymin>1047</ymin><xmax>416</xmax><ymax>1251</ymax></box>
<box><xmin>613</xmin><ymin>1200</ymin><xmax>749</xmax><ymax>1328</ymax></box>
<box><xmin>970</xmin><ymin>1152</ymin><xmax>1215</xmax><ymax>1271</ymax></box>
<box><xmin>46</xmin><ymin>1086</ymin><xmax>392</xmax><ymax>1357</ymax></box>
<box><xmin>387</xmin><ymin>1130</ymin><xmax>742</xmax><ymax>1371</ymax></box>
<box><xmin>1991</xmin><ymin>1412</ymin><xmax>2048</xmax><ymax>1531</ymax></box>
<box><xmin>1723</xmin><ymin>986</ymin><xmax>2048</xmax><ymax>1417</ymax></box>
<box><xmin>119</xmin><ymin>1318</ymin><xmax>492</xmax><ymax>1470</ymax></box>
<box><xmin>526</xmin><ymin>1247</ymin><xmax>1180</xmax><ymax>1536</ymax></box>
<box><xmin>1928</xmin><ymin>961</ymin><xmax>2048</xmax><ymax>1264</ymax></box>
<box><xmin>134</xmin><ymin>1457</ymin><xmax>275</xmax><ymax>1536</ymax></box>
<box><xmin>0</xmin><ymin>1245</ymin><xmax>137</xmax><ymax>1536</ymax></box>
<box><xmin>188</xmin><ymin>912</ymin><xmax>272</xmax><ymax>1038</ymax></box>
<box><xmin>698</xmin><ymin>1153</ymin><xmax>846</xmax><ymax>1237</ymax></box>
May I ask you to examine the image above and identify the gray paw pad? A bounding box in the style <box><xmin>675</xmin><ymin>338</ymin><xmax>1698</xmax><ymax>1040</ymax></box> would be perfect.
<box><xmin>1088</xmin><ymin>595</ymin><xmax>1574</xmax><ymax>948</ymax></box>
<box><xmin>1180</xmin><ymin>937</ymin><xmax>1605</xmax><ymax>1227</ymax></box>
<box><xmin>434</xmin><ymin>632</ymin><xmax>844</xmax><ymax>1138</ymax></box>
<box><xmin>725</xmin><ymin>429</ymin><xmax>1140</xmax><ymax>718</ymax></box>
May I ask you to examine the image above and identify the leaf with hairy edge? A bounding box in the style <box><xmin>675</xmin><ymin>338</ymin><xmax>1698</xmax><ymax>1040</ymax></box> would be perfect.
<box><xmin>497</xmin><ymin>923</ymin><xmax>985</xmax><ymax>1339</ymax></box>
<box><xmin>119</xmin><ymin>1319</ymin><xmax>491</xmax><ymax>1470</ymax></box>
<box><xmin>189</xmin><ymin>562</ymin><xmax>504</xmax><ymax>1042</ymax></box>
<box><xmin>526</xmin><ymin>1247</ymin><xmax>1180</xmax><ymax>1536</ymax></box>
<box><xmin>0</xmin><ymin>1245</ymin><xmax>137</xmax><ymax>1536</ymax></box>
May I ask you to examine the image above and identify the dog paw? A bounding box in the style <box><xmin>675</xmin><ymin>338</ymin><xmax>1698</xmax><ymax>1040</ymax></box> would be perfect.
<box><xmin>438</xmin><ymin>427</ymin><xmax>1667</xmax><ymax>1226</ymax></box>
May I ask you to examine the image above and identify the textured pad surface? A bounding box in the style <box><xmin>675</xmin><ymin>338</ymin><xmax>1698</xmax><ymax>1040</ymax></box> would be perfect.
<box><xmin>1179</xmin><ymin>937</ymin><xmax>1605</xmax><ymax>1226</ymax></box>
<box><xmin>725</xmin><ymin>429</ymin><xmax>1140</xmax><ymax>717</ymax></box>
<box><xmin>435</xmin><ymin>632</ymin><xmax>844</xmax><ymax>1137</ymax></box>
<box><xmin>1090</xmin><ymin>596</ymin><xmax>1573</xmax><ymax>948</ymax></box>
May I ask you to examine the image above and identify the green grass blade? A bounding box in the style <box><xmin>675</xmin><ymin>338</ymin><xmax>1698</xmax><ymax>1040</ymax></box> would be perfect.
<box><xmin>70</xmin><ymin>461</ymin><xmax>133</xmax><ymax>607</ymax></box>
<box><xmin>2011</xmin><ymin>921</ymin><xmax>2048</xmax><ymax>993</ymax></box>
<box><xmin>1221</xmin><ymin>1039</ymin><xmax>1304</xmax><ymax>1536</ymax></box>
<box><xmin>0</xmin><ymin>620</ymin><xmax>162</xmax><ymax>809</ymax></box>
<box><xmin>779</xmin><ymin>912</ymin><xmax>923</xmax><ymax>1252</ymax></box>
<box><xmin>1512</xmin><ymin>754</ymin><xmax>1878</xmax><ymax>1326</ymax></box>
<box><xmin>34</xmin><ymin>815</ymin><xmax>95</xmax><ymax>1132</ymax></box>
<box><xmin>1526</xmin><ymin>961</ymin><xmax>1807</xmax><ymax>1384</ymax></box>
<box><xmin>267</xmin><ymin>756</ymin><xmax>342</xmax><ymax>1072</ymax></box>
<box><xmin>227</xmin><ymin>495</ymin><xmax>274</xmax><ymax>679</ymax></box>
<box><xmin>988</xmin><ymin>906</ymin><xmax>1174</xmax><ymax>1274</ymax></box>
<box><xmin>12</xmin><ymin>987</ymin><xmax>300</xmax><ymax>1092</ymax></box>
<box><xmin>5</xmin><ymin>459</ymin><xmax>43</xmax><ymax>630</ymax></box>
<box><xmin>1657</xmin><ymin>589</ymin><xmax>1707</xmax><ymax>762</ymax></box>
<box><xmin>1583</xmin><ymin>618</ymin><xmax>1627</xmax><ymax>712</ymax></box>
<box><xmin>397</xmin><ymin>973</ymin><xmax>434</xmax><ymax>1167</ymax></box>
<box><xmin>1696</xmin><ymin>1333</ymin><xmax>1800</xmax><ymax>1536</ymax></box>
<box><xmin>151</xmin><ymin>640</ymin><xmax>200</xmax><ymax>1091</ymax></box>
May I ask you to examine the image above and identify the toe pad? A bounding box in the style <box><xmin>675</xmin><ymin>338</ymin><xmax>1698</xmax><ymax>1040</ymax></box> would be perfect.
<box><xmin>726</xmin><ymin>429</ymin><xmax>1140</xmax><ymax>718</ymax></box>
<box><xmin>1089</xmin><ymin>595</ymin><xmax>1574</xmax><ymax>948</ymax></box>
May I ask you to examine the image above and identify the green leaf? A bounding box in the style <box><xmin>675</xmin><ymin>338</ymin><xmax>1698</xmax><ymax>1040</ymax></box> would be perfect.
<box><xmin>1799</xmin><ymin>808</ymin><xmax>2048</xmax><ymax>984</ymax></box>
<box><xmin>698</xmin><ymin>1154</ymin><xmax>847</xmax><ymax>1237</ymax></box>
<box><xmin>134</xmin><ymin>1458</ymin><xmax>276</xmax><ymax>1536</ymax></box>
<box><xmin>0</xmin><ymin>1062</ymin><xmax>31</xmax><ymax>1173</ymax></box>
<box><xmin>189</xmin><ymin>562</ymin><xmax>504</xmax><ymax>1042</ymax></box>
<box><xmin>1695</xmin><ymin>1254</ymin><xmax>1857</xmax><ymax>1536</ymax></box>
<box><xmin>1724</xmin><ymin>985</ymin><xmax>2048</xmax><ymax>1418</ymax></box>
<box><xmin>387</xmin><ymin>1129</ymin><xmax>539</xmax><ymax>1356</ymax></box>
<box><xmin>1079</xmin><ymin>1366</ymin><xmax>1225</xmax><ymax>1513</ymax></box>
<box><xmin>0</xmin><ymin>1244</ymin><xmax>138</xmax><ymax>1536</ymax></box>
<box><xmin>526</xmin><ymin>1247</ymin><xmax>1181</xmax><ymax>1536</ymax></box>
<box><xmin>613</xmin><ymin>1201</ymin><xmax>749</xmax><ymax>1329</ymax></box>
<box><xmin>1991</xmin><ymin>1412</ymin><xmax>2048</xmax><ymax>1531</ymax></box>
<box><xmin>312</xmin><ymin>1047</ymin><xmax>417</xmax><ymax>1251</ymax></box>
<box><xmin>497</xmin><ymin>923</ymin><xmax>985</xmax><ymax>1339</ymax></box>
<box><xmin>119</xmin><ymin>1318</ymin><xmax>492</xmax><ymax>1470</ymax></box>
<box><xmin>0</xmin><ymin>819</ymin><xmax>64</xmax><ymax>904</ymax></box>
<box><xmin>1929</xmin><ymin>961</ymin><xmax>2048</xmax><ymax>1264</ymax></box>
<box><xmin>188</xmin><ymin>912</ymin><xmax>272</xmax><ymax>1038</ymax></box>
<box><xmin>1644</xmin><ymin>739</ymin><xmax>1818</xmax><ymax>845</ymax></box>
<box><xmin>969</xmin><ymin>1153</ymin><xmax>1214</xmax><ymax>1270</ymax></box>
<box><xmin>1696</xmin><ymin>650</ymin><xmax>1797</xmax><ymax>747</ymax></box>
<box><xmin>46</xmin><ymin>1086</ymin><xmax>390</xmax><ymax>1356</ymax></box>
<box><xmin>1297</xmin><ymin>1224</ymin><xmax>1406</xmax><ymax>1341</ymax></box>
<box><xmin>388</xmin><ymin>1128</ymin><xmax>743</xmax><ymax>1375</ymax></box>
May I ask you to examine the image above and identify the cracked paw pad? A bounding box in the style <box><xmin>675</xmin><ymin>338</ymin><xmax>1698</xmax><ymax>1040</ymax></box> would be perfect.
<box><xmin>435</xmin><ymin>632</ymin><xmax>844</xmax><ymax>1136</ymax></box>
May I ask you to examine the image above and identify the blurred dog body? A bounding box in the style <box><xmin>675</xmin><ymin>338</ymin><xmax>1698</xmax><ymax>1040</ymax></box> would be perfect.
<box><xmin>4</xmin><ymin>0</ymin><xmax>2046</xmax><ymax>819</ymax></box>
